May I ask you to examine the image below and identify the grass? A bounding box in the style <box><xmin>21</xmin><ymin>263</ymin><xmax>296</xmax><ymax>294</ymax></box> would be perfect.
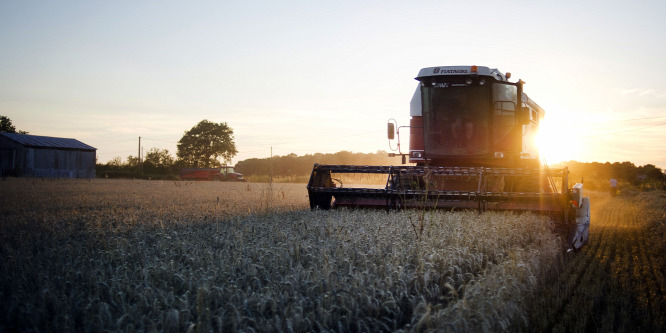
<box><xmin>1</xmin><ymin>178</ymin><xmax>664</xmax><ymax>331</ymax></box>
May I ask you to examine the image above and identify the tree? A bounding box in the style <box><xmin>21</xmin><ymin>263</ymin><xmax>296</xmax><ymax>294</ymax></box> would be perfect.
<box><xmin>638</xmin><ymin>164</ymin><xmax>664</xmax><ymax>181</ymax></box>
<box><xmin>106</xmin><ymin>156</ymin><xmax>123</xmax><ymax>170</ymax></box>
<box><xmin>125</xmin><ymin>155</ymin><xmax>140</xmax><ymax>169</ymax></box>
<box><xmin>143</xmin><ymin>148</ymin><xmax>175</xmax><ymax>174</ymax></box>
<box><xmin>0</xmin><ymin>115</ymin><xmax>28</xmax><ymax>134</ymax></box>
<box><xmin>177</xmin><ymin>120</ymin><xmax>237</xmax><ymax>168</ymax></box>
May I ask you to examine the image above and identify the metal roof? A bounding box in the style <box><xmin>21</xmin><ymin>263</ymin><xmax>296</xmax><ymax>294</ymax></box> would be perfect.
<box><xmin>0</xmin><ymin>133</ymin><xmax>97</xmax><ymax>150</ymax></box>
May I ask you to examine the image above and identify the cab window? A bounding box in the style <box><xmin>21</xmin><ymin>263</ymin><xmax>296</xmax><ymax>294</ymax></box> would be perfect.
<box><xmin>492</xmin><ymin>83</ymin><xmax>518</xmax><ymax>147</ymax></box>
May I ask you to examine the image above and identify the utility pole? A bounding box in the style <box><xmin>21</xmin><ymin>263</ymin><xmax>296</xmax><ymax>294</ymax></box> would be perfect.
<box><xmin>138</xmin><ymin>136</ymin><xmax>142</xmax><ymax>174</ymax></box>
<box><xmin>270</xmin><ymin>146</ymin><xmax>273</xmax><ymax>183</ymax></box>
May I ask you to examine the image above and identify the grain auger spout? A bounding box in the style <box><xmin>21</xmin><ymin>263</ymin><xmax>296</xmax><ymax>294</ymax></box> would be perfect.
<box><xmin>307</xmin><ymin>65</ymin><xmax>590</xmax><ymax>250</ymax></box>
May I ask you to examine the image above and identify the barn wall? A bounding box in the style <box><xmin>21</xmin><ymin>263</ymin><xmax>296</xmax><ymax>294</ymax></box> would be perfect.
<box><xmin>24</xmin><ymin>148</ymin><xmax>96</xmax><ymax>178</ymax></box>
<box><xmin>0</xmin><ymin>148</ymin><xmax>26</xmax><ymax>176</ymax></box>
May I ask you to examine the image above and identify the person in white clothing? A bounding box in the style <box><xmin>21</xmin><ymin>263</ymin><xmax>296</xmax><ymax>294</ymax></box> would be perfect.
<box><xmin>609</xmin><ymin>178</ymin><xmax>618</xmax><ymax>197</ymax></box>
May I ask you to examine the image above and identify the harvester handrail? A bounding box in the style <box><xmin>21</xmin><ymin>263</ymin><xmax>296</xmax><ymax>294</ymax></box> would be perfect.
<box><xmin>310</xmin><ymin>164</ymin><xmax>567</xmax><ymax>177</ymax></box>
<box><xmin>310</xmin><ymin>164</ymin><xmax>393</xmax><ymax>174</ymax></box>
<box><xmin>309</xmin><ymin>186</ymin><xmax>564</xmax><ymax>199</ymax></box>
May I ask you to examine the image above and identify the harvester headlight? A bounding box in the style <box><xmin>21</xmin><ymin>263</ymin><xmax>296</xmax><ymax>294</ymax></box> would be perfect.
<box><xmin>465</xmin><ymin>78</ymin><xmax>473</xmax><ymax>85</ymax></box>
<box><xmin>412</xmin><ymin>151</ymin><xmax>422</xmax><ymax>158</ymax></box>
<box><xmin>494</xmin><ymin>152</ymin><xmax>504</xmax><ymax>158</ymax></box>
<box><xmin>479</xmin><ymin>79</ymin><xmax>486</xmax><ymax>85</ymax></box>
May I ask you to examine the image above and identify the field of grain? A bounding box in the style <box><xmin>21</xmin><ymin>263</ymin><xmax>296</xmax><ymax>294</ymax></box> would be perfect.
<box><xmin>1</xmin><ymin>179</ymin><xmax>664</xmax><ymax>332</ymax></box>
<box><xmin>524</xmin><ymin>189</ymin><xmax>666</xmax><ymax>332</ymax></box>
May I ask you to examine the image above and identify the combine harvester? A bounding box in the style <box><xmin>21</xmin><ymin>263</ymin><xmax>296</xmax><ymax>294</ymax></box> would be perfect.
<box><xmin>307</xmin><ymin>65</ymin><xmax>590</xmax><ymax>250</ymax></box>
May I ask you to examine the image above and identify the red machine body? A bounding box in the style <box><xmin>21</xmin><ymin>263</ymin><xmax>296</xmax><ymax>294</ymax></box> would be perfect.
<box><xmin>307</xmin><ymin>65</ymin><xmax>590</xmax><ymax>251</ymax></box>
<box><xmin>180</xmin><ymin>167</ymin><xmax>246</xmax><ymax>181</ymax></box>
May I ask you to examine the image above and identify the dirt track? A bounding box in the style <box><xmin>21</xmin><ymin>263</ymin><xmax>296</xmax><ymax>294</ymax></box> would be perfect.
<box><xmin>525</xmin><ymin>191</ymin><xmax>665</xmax><ymax>332</ymax></box>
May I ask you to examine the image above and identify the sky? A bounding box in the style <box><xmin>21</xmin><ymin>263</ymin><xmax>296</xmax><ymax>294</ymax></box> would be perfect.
<box><xmin>2</xmin><ymin>0</ymin><xmax>665</xmax><ymax>169</ymax></box>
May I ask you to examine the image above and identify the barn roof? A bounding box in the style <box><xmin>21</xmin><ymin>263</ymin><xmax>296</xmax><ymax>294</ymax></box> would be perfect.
<box><xmin>0</xmin><ymin>133</ymin><xmax>97</xmax><ymax>150</ymax></box>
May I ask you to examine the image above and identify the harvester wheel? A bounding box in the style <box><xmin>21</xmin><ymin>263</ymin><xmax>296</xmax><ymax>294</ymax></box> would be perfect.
<box><xmin>388</xmin><ymin>195</ymin><xmax>403</xmax><ymax>210</ymax></box>
<box><xmin>310</xmin><ymin>193</ymin><xmax>332</xmax><ymax>210</ymax></box>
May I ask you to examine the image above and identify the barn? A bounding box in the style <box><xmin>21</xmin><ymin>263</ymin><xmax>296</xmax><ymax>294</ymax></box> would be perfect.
<box><xmin>0</xmin><ymin>133</ymin><xmax>97</xmax><ymax>178</ymax></box>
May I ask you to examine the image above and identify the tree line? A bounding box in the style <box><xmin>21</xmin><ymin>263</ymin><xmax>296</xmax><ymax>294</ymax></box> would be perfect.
<box><xmin>0</xmin><ymin>116</ymin><xmax>28</xmax><ymax>134</ymax></box>
<box><xmin>96</xmin><ymin>147</ymin><xmax>181</xmax><ymax>179</ymax></box>
<box><xmin>234</xmin><ymin>156</ymin><xmax>666</xmax><ymax>188</ymax></box>
<box><xmin>4</xmin><ymin>114</ymin><xmax>665</xmax><ymax>187</ymax></box>
<box><xmin>97</xmin><ymin>150</ymin><xmax>404</xmax><ymax>181</ymax></box>
<box><xmin>555</xmin><ymin>160</ymin><xmax>665</xmax><ymax>190</ymax></box>
<box><xmin>235</xmin><ymin>151</ymin><xmax>404</xmax><ymax>181</ymax></box>
<box><xmin>98</xmin><ymin>120</ymin><xmax>238</xmax><ymax>179</ymax></box>
<box><xmin>96</xmin><ymin>154</ymin><xmax>666</xmax><ymax>187</ymax></box>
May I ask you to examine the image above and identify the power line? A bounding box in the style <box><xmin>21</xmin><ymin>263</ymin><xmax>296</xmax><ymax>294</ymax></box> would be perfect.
<box><xmin>584</xmin><ymin>115</ymin><xmax>666</xmax><ymax>124</ymax></box>
<box><xmin>94</xmin><ymin>138</ymin><xmax>138</xmax><ymax>146</ymax></box>
<box><xmin>95</xmin><ymin>130</ymin><xmax>379</xmax><ymax>160</ymax></box>
<box><xmin>586</xmin><ymin>122</ymin><xmax>666</xmax><ymax>137</ymax></box>
<box><xmin>238</xmin><ymin>130</ymin><xmax>376</xmax><ymax>149</ymax></box>
<box><xmin>272</xmin><ymin>148</ymin><xmax>351</xmax><ymax>152</ymax></box>
<box><xmin>142</xmin><ymin>137</ymin><xmax>178</xmax><ymax>143</ymax></box>
<box><xmin>97</xmin><ymin>149</ymin><xmax>136</xmax><ymax>155</ymax></box>
<box><xmin>550</xmin><ymin>115</ymin><xmax>666</xmax><ymax>132</ymax></box>
<box><xmin>240</xmin><ymin>148</ymin><xmax>273</xmax><ymax>153</ymax></box>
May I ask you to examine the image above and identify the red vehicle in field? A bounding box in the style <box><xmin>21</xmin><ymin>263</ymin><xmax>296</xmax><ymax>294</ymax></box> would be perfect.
<box><xmin>179</xmin><ymin>166</ymin><xmax>247</xmax><ymax>181</ymax></box>
<box><xmin>307</xmin><ymin>65</ymin><xmax>590</xmax><ymax>251</ymax></box>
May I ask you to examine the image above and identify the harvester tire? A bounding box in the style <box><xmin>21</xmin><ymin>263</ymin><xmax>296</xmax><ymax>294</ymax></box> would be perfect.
<box><xmin>310</xmin><ymin>193</ymin><xmax>332</xmax><ymax>210</ymax></box>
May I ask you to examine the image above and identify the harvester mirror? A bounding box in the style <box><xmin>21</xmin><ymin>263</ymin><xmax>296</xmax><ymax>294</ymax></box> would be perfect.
<box><xmin>387</xmin><ymin>123</ymin><xmax>395</xmax><ymax>140</ymax></box>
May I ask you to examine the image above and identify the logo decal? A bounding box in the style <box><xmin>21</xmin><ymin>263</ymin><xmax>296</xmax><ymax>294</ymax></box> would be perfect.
<box><xmin>433</xmin><ymin>68</ymin><xmax>468</xmax><ymax>74</ymax></box>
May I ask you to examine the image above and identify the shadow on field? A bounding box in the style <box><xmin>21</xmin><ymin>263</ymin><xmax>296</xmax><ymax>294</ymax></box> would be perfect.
<box><xmin>522</xmin><ymin>190</ymin><xmax>665</xmax><ymax>332</ymax></box>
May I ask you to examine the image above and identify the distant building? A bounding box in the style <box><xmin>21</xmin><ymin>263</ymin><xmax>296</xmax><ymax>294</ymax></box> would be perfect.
<box><xmin>0</xmin><ymin>133</ymin><xmax>96</xmax><ymax>178</ymax></box>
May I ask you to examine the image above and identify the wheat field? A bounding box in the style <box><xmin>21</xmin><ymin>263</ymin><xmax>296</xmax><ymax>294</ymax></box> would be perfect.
<box><xmin>1</xmin><ymin>178</ymin><xmax>664</xmax><ymax>332</ymax></box>
<box><xmin>523</xmin><ymin>190</ymin><xmax>666</xmax><ymax>332</ymax></box>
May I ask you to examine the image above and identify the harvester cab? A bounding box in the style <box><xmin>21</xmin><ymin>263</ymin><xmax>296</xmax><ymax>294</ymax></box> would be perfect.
<box><xmin>397</xmin><ymin>65</ymin><xmax>540</xmax><ymax>168</ymax></box>
<box><xmin>307</xmin><ymin>65</ymin><xmax>590</xmax><ymax>251</ymax></box>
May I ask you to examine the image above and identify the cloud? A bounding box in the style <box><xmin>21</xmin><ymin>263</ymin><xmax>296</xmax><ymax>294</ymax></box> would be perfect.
<box><xmin>617</xmin><ymin>88</ymin><xmax>666</xmax><ymax>98</ymax></box>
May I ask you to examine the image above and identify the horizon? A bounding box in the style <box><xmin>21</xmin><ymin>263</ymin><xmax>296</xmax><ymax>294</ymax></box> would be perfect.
<box><xmin>2</xmin><ymin>1</ymin><xmax>665</xmax><ymax>169</ymax></box>
<box><xmin>4</xmin><ymin>129</ymin><xmax>664</xmax><ymax>172</ymax></box>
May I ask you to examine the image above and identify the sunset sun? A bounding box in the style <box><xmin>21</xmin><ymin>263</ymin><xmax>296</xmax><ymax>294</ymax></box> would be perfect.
<box><xmin>535</xmin><ymin>118</ymin><xmax>579</xmax><ymax>165</ymax></box>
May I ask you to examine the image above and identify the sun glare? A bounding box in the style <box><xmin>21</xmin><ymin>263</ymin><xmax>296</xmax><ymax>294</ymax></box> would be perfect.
<box><xmin>536</xmin><ymin>119</ymin><xmax>579</xmax><ymax>165</ymax></box>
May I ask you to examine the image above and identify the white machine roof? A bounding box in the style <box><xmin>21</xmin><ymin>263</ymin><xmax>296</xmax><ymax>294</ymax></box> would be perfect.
<box><xmin>410</xmin><ymin>65</ymin><xmax>511</xmax><ymax>116</ymax></box>
<box><xmin>416</xmin><ymin>65</ymin><xmax>507</xmax><ymax>82</ymax></box>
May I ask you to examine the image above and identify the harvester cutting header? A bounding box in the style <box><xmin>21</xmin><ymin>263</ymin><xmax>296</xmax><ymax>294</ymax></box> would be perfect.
<box><xmin>307</xmin><ymin>65</ymin><xmax>590</xmax><ymax>250</ymax></box>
